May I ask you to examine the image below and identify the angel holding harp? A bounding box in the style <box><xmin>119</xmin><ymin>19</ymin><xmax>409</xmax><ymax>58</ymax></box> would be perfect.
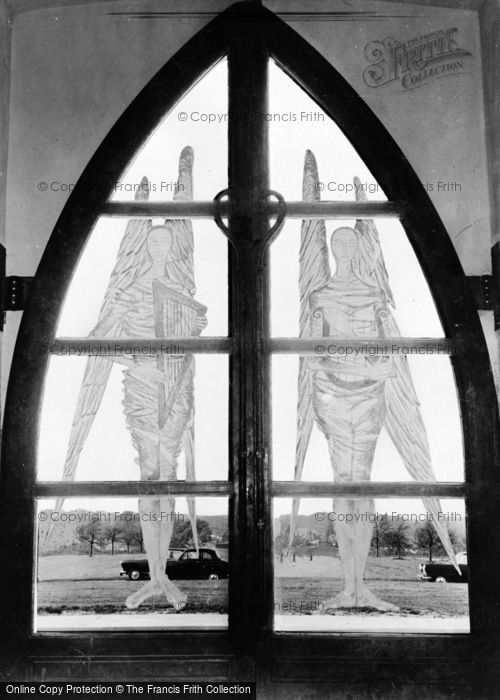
<box><xmin>289</xmin><ymin>150</ymin><xmax>459</xmax><ymax>611</ymax></box>
<box><xmin>54</xmin><ymin>146</ymin><xmax>206</xmax><ymax>611</ymax></box>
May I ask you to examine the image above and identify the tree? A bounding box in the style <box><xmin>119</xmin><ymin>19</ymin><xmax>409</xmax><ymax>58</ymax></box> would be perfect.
<box><xmin>118</xmin><ymin>513</ymin><xmax>142</xmax><ymax>553</ymax></box>
<box><xmin>103</xmin><ymin>523</ymin><xmax>122</xmax><ymax>556</ymax></box>
<box><xmin>416</xmin><ymin>520</ymin><xmax>461</xmax><ymax>561</ymax></box>
<box><xmin>385</xmin><ymin>521</ymin><xmax>412</xmax><ymax>559</ymax></box>
<box><xmin>274</xmin><ymin>526</ymin><xmax>308</xmax><ymax>555</ymax></box>
<box><xmin>415</xmin><ymin>520</ymin><xmax>443</xmax><ymax>562</ymax></box>
<box><xmin>170</xmin><ymin>519</ymin><xmax>212</xmax><ymax>548</ymax></box>
<box><xmin>76</xmin><ymin>520</ymin><xmax>105</xmax><ymax>557</ymax></box>
<box><xmin>371</xmin><ymin>515</ymin><xmax>391</xmax><ymax>557</ymax></box>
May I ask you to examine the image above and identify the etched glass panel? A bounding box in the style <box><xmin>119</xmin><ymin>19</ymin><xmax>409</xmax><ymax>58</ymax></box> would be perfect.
<box><xmin>37</xmin><ymin>354</ymin><xmax>228</xmax><ymax>481</ymax></box>
<box><xmin>36</xmin><ymin>497</ymin><xmax>229</xmax><ymax>631</ymax></box>
<box><xmin>110</xmin><ymin>59</ymin><xmax>227</xmax><ymax>202</ymax></box>
<box><xmin>269</xmin><ymin>59</ymin><xmax>386</xmax><ymax>203</ymax></box>
<box><xmin>271</xmin><ymin>354</ymin><xmax>463</xmax><ymax>482</ymax></box>
<box><xmin>273</xmin><ymin>498</ymin><xmax>468</xmax><ymax>634</ymax></box>
<box><xmin>56</xmin><ymin>217</ymin><xmax>227</xmax><ymax>339</ymax></box>
<box><xmin>270</xmin><ymin>218</ymin><xmax>444</xmax><ymax>338</ymax></box>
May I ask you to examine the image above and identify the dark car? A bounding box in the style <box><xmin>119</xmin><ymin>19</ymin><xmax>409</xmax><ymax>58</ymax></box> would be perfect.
<box><xmin>120</xmin><ymin>548</ymin><xmax>229</xmax><ymax>581</ymax></box>
<box><xmin>419</xmin><ymin>551</ymin><xmax>468</xmax><ymax>583</ymax></box>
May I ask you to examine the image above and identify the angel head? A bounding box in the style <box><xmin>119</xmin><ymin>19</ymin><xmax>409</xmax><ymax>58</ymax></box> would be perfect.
<box><xmin>146</xmin><ymin>225</ymin><xmax>174</xmax><ymax>266</ymax></box>
<box><xmin>330</xmin><ymin>226</ymin><xmax>359</xmax><ymax>265</ymax></box>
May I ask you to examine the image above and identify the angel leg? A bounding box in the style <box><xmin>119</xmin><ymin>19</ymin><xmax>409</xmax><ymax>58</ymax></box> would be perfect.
<box><xmin>125</xmin><ymin>495</ymin><xmax>187</xmax><ymax>610</ymax></box>
<box><xmin>124</xmin><ymin>363</ymin><xmax>192</xmax><ymax>610</ymax></box>
<box><xmin>156</xmin><ymin>495</ymin><xmax>188</xmax><ymax>607</ymax></box>
<box><xmin>154</xmin><ymin>375</ymin><xmax>193</xmax><ymax>606</ymax></box>
<box><xmin>318</xmin><ymin>383</ymin><xmax>398</xmax><ymax>611</ymax></box>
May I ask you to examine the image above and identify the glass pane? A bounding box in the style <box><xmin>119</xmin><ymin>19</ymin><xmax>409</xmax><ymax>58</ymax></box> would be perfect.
<box><xmin>270</xmin><ymin>218</ymin><xmax>444</xmax><ymax>338</ymax></box>
<box><xmin>110</xmin><ymin>59</ymin><xmax>227</xmax><ymax>201</ymax></box>
<box><xmin>269</xmin><ymin>59</ymin><xmax>386</xmax><ymax>202</ymax></box>
<box><xmin>36</xmin><ymin>497</ymin><xmax>228</xmax><ymax>631</ymax></box>
<box><xmin>56</xmin><ymin>217</ymin><xmax>227</xmax><ymax>338</ymax></box>
<box><xmin>37</xmin><ymin>354</ymin><xmax>228</xmax><ymax>481</ymax></box>
<box><xmin>271</xmin><ymin>354</ymin><xmax>463</xmax><ymax>481</ymax></box>
<box><xmin>273</xmin><ymin>498</ymin><xmax>468</xmax><ymax>634</ymax></box>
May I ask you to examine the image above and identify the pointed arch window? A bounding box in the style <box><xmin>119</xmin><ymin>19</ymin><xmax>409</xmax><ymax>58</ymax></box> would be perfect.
<box><xmin>2</xmin><ymin>1</ymin><xmax>499</xmax><ymax>690</ymax></box>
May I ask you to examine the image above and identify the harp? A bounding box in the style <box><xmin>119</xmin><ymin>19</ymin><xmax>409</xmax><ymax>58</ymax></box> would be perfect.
<box><xmin>153</xmin><ymin>280</ymin><xmax>207</xmax><ymax>429</ymax></box>
<box><xmin>153</xmin><ymin>279</ymin><xmax>207</xmax><ymax>554</ymax></box>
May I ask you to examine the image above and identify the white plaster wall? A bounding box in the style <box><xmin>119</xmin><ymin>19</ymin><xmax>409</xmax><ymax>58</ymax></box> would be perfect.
<box><xmin>266</xmin><ymin>0</ymin><xmax>491</xmax><ymax>274</ymax></box>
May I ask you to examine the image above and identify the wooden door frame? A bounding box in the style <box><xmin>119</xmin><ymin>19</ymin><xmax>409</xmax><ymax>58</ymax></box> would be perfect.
<box><xmin>1</xmin><ymin>1</ymin><xmax>498</xmax><ymax>693</ymax></box>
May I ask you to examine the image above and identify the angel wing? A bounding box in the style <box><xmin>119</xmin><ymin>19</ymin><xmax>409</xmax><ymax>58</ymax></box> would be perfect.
<box><xmin>163</xmin><ymin>145</ymin><xmax>195</xmax><ymax>298</ymax></box>
<box><xmin>184</xmin><ymin>419</ymin><xmax>200</xmax><ymax>553</ymax></box>
<box><xmin>96</xmin><ymin>177</ymin><xmax>153</xmax><ymax>324</ymax></box>
<box><xmin>287</xmin><ymin>150</ymin><xmax>331</xmax><ymax>554</ymax></box>
<box><xmin>45</xmin><ymin>180</ymin><xmax>153</xmax><ymax>537</ymax></box>
<box><xmin>354</xmin><ymin>179</ymin><xmax>459</xmax><ymax>572</ymax></box>
<box><xmin>50</xmin><ymin>148</ymin><xmax>199</xmax><ymax>549</ymax></box>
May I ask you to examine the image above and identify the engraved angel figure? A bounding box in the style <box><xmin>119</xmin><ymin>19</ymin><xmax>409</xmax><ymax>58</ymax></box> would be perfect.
<box><xmin>289</xmin><ymin>150</ymin><xmax>459</xmax><ymax>611</ymax></box>
<box><xmin>54</xmin><ymin>146</ymin><xmax>206</xmax><ymax>611</ymax></box>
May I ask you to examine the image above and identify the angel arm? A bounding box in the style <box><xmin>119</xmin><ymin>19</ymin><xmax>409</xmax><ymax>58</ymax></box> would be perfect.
<box><xmin>307</xmin><ymin>357</ymin><xmax>395</xmax><ymax>380</ymax></box>
<box><xmin>192</xmin><ymin>310</ymin><xmax>207</xmax><ymax>334</ymax></box>
<box><xmin>309</xmin><ymin>294</ymin><xmax>324</xmax><ymax>338</ymax></box>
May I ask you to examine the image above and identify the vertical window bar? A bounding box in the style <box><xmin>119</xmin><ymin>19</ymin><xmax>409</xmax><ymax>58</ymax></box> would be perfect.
<box><xmin>228</xmin><ymin>16</ymin><xmax>269</xmax><ymax>643</ymax></box>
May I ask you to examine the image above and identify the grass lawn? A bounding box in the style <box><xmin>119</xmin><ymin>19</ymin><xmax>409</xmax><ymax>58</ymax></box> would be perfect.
<box><xmin>38</xmin><ymin>553</ymin><xmax>145</xmax><ymax>581</ymax></box>
<box><xmin>37</xmin><ymin>553</ymin><xmax>467</xmax><ymax>618</ymax></box>
<box><xmin>274</xmin><ymin>579</ymin><xmax>468</xmax><ymax>617</ymax></box>
<box><xmin>275</xmin><ymin>553</ymin><xmax>426</xmax><ymax>580</ymax></box>
<box><xmin>38</xmin><ymin>579</ymin><xmax>228</xmax><ymax>615</ymax></box>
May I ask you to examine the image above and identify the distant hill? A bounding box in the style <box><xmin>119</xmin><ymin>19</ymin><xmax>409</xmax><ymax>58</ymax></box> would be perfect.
<box><xmin>274</xmin><ymin>511</ymin><xmax>466</xmax><ymax>548</ymax></box>
<box><xmin>38</xmin><ymin>509</ymin><xmax>228</xmax><ymax>555</ymax></box>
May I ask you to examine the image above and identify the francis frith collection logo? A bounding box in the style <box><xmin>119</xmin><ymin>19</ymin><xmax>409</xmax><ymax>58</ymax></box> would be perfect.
<box><xmin>363</xmin><ymin>27</ymin><xmax>472</xmax><ymax>90</ymax></box>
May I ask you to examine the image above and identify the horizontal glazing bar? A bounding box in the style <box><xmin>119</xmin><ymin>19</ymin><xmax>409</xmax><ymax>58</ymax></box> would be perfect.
<box><xmin>272</xmin><ymin>482</ymin><xmax>466</xmax><ymax>498</ymax></box>
<box><xmin>35</xmin><ymin>481</ymin><xmax>232</xmax><ymax>497</ymax></box>
<box><xmin>285</xmin><ymin>201</ymin><xmax>399</xmax><ymax>218</ymax></box>
<box><xmin>269</xmin><ymin>338</ymin><xmax>458</xmax><ymax>355</ymax></box>
<box><xmin>103</xmin><ymin>201</ymin><xmax>219</xmax><ymax>218</ymax></box>
<box><xmin>49</xmin><ymin>337</ymin><xmax>233</xmax><ymax>355</ymax></box>
<box><xmin>102</xmin><ymin>200</ymin><xmax>399</xmax><ymax>220</ymax></box>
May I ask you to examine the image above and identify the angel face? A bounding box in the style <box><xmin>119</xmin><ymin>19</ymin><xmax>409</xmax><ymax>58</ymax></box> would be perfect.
<box><xmin>146</xmin><ymin>226</ymin><xmax>174</xmax><ymax>264</ymax></box>
<box><xmin>330</xmin><ymin>227</ymin><xmax>358</xmax><ymax>264</ymax></box>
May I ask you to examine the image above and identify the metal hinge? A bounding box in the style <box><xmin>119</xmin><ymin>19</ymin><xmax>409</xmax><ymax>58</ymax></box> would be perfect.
<box><xmin>0</xmin><ymin>245</ymin><xmax>33</xmax><ymax>330</ymax></box>
<box><xmin>3</xmin><ymin>276</ymin><xmax>33</xmax><ymax>311</ymax></box>
<box><xmin>466</xmin><ymin>275</ymin><xmax>494</xmax><ymax>311</ymax></box>
<box><xmin>492</xmin><ymin>242</ymin><xmax>500</xmax><ymax>331</ymax></box>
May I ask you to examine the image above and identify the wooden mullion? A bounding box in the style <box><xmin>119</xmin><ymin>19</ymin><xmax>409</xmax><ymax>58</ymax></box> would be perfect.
<box><xmin>269</xmin><ymin>337</ymin><xmax>458</xmax><ymax>354</ymax></box>
<box><xmin>102</xmin><ymin>201</ymin><xmax>218</xmax><ymax>218</ymax></box>
<box><xmin>284</xmin><ymin>201</ymin><xmax>399</xmax><ymax>218</ymax></box>
<box><xmin>50</xmin><ymin>337</ymin><xmax>233</xmax><ymax>355</ymax></box>
<box><xmin>271</xmin><ymin>481</ymin><xmax>467</xmax><ymax>498</ymax></box>
<box><xmin>227</xmin><ymin>18</ymin><xmax>269</xmax><ymax>647</ymax></box>
<box><xmin>101</xmin><ymin>200</ymin><xmax>399</xmax><ymax>219</ymax></box>
<box><xmin>35</xmin><ymin>481</ymin><xmax>232</xmax><ymax>498</ymax></box>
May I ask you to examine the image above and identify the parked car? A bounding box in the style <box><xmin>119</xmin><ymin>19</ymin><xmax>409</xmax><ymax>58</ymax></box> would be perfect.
<box><xmin>120</xmin><ymin>548</ymin><xmax>229</xmax><ymax>581</ymax></box>
<box><xmin>419</xmin><ymin>552</ymin><xmax>468</xmax><ymax>583</ymax></box>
